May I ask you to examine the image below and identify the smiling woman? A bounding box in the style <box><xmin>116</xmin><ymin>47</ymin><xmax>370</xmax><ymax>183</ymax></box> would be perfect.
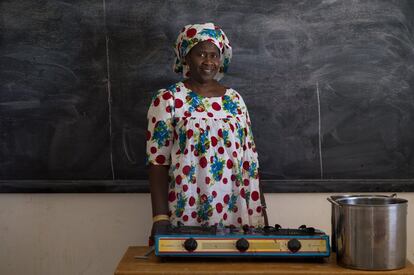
<box><xmin>185</xmin><ymin>41</ymin><xmax>221</xmax><ymax>88</ymax></box>
<box><xmin>146</xmin><ymin>23</ymin><xmax>268</xmax><ymax>243</ymax></box>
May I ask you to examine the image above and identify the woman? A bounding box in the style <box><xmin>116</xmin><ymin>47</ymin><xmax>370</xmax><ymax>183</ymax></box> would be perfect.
<box><xmin>146</xmin><ymin>23</ymin><xmax>267</xmax><ymax>238</ymax></box>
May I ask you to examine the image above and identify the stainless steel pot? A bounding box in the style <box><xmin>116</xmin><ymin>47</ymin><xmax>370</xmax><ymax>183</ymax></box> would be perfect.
<box><xmin>328</xmin><ymin>196</ymin><xmax>408</xmax><ymax>270</ymax></box>
<box><xmin>329</xmin><ymin>194</ymin><xmax>395</xmax><ymax>252</ymax></box>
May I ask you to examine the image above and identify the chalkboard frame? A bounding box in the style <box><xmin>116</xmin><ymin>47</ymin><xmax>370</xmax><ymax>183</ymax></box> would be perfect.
<box><xmin>2</xmin><ymin>0</ymin><xmax>414</xmax><ymax>193</ymax></box>
<box><xmin>1</xmin><ymin>179</ymin><xmax>414</xmax><ymax>193</ymax></box>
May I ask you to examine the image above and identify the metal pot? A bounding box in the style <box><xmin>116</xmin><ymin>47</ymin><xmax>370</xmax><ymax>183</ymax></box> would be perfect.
<box><xmin>328</xmin><ymin>196</ymin><xmax>408</xmax><ymax>270</ymax></box>
<box><xmin>329</xmin><ymin>194</ymin><xmax>395</xmax><ymax>252</ymax></box>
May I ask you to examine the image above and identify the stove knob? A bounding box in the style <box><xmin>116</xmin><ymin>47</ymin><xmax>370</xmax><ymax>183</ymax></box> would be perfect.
<box><xmin>287</xmin><ymin>238</ymin><xmax>301</xmax><ymax>253</ymax></box>
<box><xmin>236</xmin><ymin>238</ymin><xmax>249</xmax><ymax>252</ymax></box>
<box><xmin>183</xmin><ymin>238</ymin><xmax>198</xmax><ymax>252</ymax></box>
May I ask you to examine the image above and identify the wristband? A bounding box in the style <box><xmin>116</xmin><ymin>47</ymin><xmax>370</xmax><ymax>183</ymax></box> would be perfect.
<box><xmin>153</xmin><ymin>214</ymin><xmax>170</xmax><ymax>223</ymax></box>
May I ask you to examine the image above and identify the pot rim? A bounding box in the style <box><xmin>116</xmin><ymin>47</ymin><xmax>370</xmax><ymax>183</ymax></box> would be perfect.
<box><xmin>335</xmin><ymin>196</ymin><xmax>408</xmax><ymax>206</ymax></box>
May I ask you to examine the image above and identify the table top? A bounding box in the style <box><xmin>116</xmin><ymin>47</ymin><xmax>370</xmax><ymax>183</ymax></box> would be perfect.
<box><xmin>114</xmin><ymin>246</ymin><xmax>414</xmax><ymax>275</ymax></box>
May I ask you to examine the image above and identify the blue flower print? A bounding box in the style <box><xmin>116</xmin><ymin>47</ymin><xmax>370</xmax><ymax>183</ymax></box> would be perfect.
<box><xmin>186</xmin><ymin>91</ymin><xmax>205</xmax><ymax>113</ymax></box>
<box><xmin>152</xmin><ymin>121</ymin><xmax>170</xmax><ymax>148</ymax></box>
<box><xmin>197</xmin><ymin>194</ymin><xmax>214</xmax><ymax>222</ymax></box>
<box><xmin>210</xmin><ymin>154</ymin><xmax>225</xmax><ymax>181</ymax></box>
<box><xmin>249</xmin><ymin>162</ymin><xmax>258</xmax><ymax>179</ymax></box>
<box><xmin>195</xmin><ymin>129</ymin><xmax>210</xmax><ymax>155</ymax></box>
<box><xmin>179</xmin><ymin>128</ymin><xmax>186</xmax><ymax>152</ymax></box>
<box><xmin>222</xmin><ymin>95</ymin><xmax>239</xmax><ymax>116</ymax></box>
<box><xmin>199</xmin><ymin>29</ymin><xmax>222</xmax><ymax>40</ymax></box>
<box><xmin>175</xmin><ymin>192</ymin><xmax>188</xmax><ymax>218</ymax></box>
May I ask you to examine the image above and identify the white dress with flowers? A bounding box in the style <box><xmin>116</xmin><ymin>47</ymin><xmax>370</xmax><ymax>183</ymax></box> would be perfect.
<box><xmin>146</xmin><ymin>82</ymin><xmax>265</xmax><ymax>228</ymax></box>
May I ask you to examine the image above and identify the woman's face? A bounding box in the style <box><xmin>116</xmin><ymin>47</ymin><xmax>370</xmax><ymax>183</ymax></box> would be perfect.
<box><xmin>185</xmin><ymin>41</ymin><xmax>220</xmax><ymax>83</ymax></box>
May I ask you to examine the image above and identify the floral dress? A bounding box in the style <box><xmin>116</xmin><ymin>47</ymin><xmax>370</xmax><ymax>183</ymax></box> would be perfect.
<box><xmin>146</xmin><ymin>82</ymin><xmax>265</xmax><ymax>228</ymax></box>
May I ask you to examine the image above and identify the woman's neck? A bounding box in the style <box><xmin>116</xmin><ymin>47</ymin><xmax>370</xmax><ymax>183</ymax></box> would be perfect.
<box><xmin>184</xmin><ymin>79</ymin><xmax>225</xmax><ymax>97</ymax></box>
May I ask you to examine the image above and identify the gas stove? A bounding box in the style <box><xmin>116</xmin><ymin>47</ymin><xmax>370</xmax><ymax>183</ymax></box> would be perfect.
<box><xmin>154</xmin><ymin>224</ymin><xmax>330</xmax><ymax>257</ymax></box>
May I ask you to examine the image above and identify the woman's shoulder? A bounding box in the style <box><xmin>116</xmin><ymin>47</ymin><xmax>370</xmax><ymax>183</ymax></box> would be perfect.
<box><xmin>152</xmin><ymin>82</ymin><xmax>184</xmax><ymax>100</ymax></box>
<box><xmin>225</xmin><ymin>88</ymin><xmax>247</xmax><ymax>105</ymax></box>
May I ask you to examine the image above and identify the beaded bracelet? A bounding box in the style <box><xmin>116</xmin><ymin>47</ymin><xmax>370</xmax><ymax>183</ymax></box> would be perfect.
<box><xmin>153</xmin><ymin>214</ymin><xmax>170</xmax><ymax>223</ymax></box>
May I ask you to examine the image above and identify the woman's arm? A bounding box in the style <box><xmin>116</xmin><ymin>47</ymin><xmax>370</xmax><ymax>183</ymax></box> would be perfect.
<box><xmin>259</xmin><ymin>180</ymin><xmax>269</xmax><ymax>226</ymax></box>
<box><xmin>149</xmin><ymin>164</ymin><xmax>171</xmax><ymax>242</ymax></box>
<box><xmin>148</xmin><ymin>164</ymin><xmax>170</xmax><ymax>216</ymax></box>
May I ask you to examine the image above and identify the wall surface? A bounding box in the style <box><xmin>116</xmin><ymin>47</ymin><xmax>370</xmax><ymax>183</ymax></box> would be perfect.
<box><xmin>0</xmin><ymin>193</ymin><xmax>413</xmax><ymax>275</ymax></box>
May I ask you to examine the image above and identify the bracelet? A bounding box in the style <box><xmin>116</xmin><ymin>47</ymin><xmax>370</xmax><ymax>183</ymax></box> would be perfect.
<box><xmin>153</xmin><ymin>214</ymin><xmax>170</xmax><ymax>223</ymax></box>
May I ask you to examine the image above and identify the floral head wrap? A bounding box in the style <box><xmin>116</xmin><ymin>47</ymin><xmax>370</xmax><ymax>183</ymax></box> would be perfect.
<box><xmin>173</xmin><ymin>23</ymin><xmax>232</xmax><ymax>81</ymax></box>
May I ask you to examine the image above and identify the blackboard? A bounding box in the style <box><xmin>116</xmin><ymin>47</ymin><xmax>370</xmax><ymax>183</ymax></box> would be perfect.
<box><xmin>1</xmin><ymin>0</ymin><xmax>414</xmax><ymax>192</ymax></box>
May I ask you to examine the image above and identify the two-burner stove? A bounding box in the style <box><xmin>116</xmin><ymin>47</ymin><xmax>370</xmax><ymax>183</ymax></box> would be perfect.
<box><xmin>154</xmin><ymin>224</ymin><xmax>330</xmax><ymax>258</ymax></box>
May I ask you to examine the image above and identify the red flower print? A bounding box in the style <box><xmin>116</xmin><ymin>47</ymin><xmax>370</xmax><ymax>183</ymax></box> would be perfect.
<box><xmin>162</xmin><ymin>92</ymin><xmax>172</xmax><ymax>100</ymax></box>
<box><xmin>243</xmin><ymin>161</ymin><xmax>250</xmax><ymax>170</ymax></box>
<box><xmin>251</xmin><ymin>191</ymin><xmax>260</xmax><ymax>201</ymax></box>
<box><xmin>175</xmin><ymin>98</ymin><xmax>183</xmax><ymax>108</ymax></box>
<box><xmin>223</xmin><ymin>194</ymin><xmax>230</xmax><ymax>204</ymax></box>
<box><xmin>186</xmin><ymin>28</ymin><xmax>197</xmax><ymax>38</ymax></box>
<box><xmin>182</xmin><ymin>165</ymin><xmax>191</xmax><ymax>175</ymax></box>
<box><xmin>155</xmin><ymin>155</ymin><xmax>165</xmax><ymax>164</ymax></box>
<box><xmin>240</xmin><ymin>188</ymin><xmax>246</xmax><ymax>198</ymax></box>
<box><xmin>211</xmin><ymin>136</ymin><xmax>218</xmax><ymax>146</ymax></box>
<box><xmin>212</xmin><ymin>102</ymin><xmax>221</xmax><ymax>111</ymax></box>
<box><xmin>216</xmin><ymin>203</ymin><xmax>223</xmax><ymax>213</ymax></box>
<box><xmin>168</xmin><ymin>191</ymin><xmax>176</xmax><ymax>202</ymax></box>
<box><xmin>199</xmin><ymin>156</ymin><xmax>207</xmax><ymax>168</ymax></box>
<box><xmin>189</xmin><ymin>196</ymin><xmax>196</xmax><ymax>206</ymax></box>
<box><xmin>226</xmin><ymin>159</ymin><xmax>233</xmax><ymax>169</ymax></box>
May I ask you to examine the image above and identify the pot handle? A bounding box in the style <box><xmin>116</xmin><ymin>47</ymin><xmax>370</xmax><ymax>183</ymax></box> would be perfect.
<box><xmin>389</xmin><ymin>193</ymin><xmax>397</xmax><ymax>198</ymax></box>
<box><xmin>327</xmin><ymin>197</ymin><xmax>341</xmax><ymax>206</ymax></box>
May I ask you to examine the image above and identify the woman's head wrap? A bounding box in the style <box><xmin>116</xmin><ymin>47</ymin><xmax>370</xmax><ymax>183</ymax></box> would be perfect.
<box><xmin>173</xmin><ymin>23</ymin><xmax>232</xmax><ymax>81</ymax></box>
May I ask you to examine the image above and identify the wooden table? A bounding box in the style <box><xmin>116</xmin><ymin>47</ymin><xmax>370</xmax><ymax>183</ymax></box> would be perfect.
<box><xmin>114</xmin><ymin>246</ymin><xmax>414</xmax><ymax>275</ymax></box>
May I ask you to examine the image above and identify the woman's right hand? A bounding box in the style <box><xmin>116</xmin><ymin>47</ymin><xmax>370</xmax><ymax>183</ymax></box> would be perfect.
<box><xmin>149</xmin><ymin>220</ymin><xmax>171</xmax><ymax>246</ymax></box>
